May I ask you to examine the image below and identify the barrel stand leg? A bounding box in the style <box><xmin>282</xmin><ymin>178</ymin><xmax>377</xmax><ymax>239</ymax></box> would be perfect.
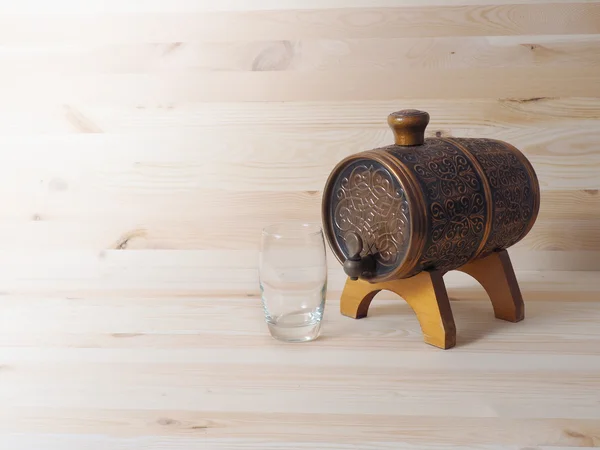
<box><xmin>457</xmin><ymin>249</ymin><xmax>524</xmax><ymax>322</ymax></box>
<box><xmin>340</xmin><ymin>270</ymin><xmax>456</xmax><ymax>349</ymax></box>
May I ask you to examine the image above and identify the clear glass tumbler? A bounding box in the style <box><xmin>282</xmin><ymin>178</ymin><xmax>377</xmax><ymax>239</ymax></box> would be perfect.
<box><xmin>259</xmin><ymin>222</ymin><xmax>327</xmax><ymax>342</ymax></box>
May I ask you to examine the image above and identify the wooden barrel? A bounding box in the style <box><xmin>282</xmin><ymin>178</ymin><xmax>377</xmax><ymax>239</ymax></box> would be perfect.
<box><xmin>322</xmin><ymin>109</ymin><xmax>540</xmax><ymax>282</ymax></box>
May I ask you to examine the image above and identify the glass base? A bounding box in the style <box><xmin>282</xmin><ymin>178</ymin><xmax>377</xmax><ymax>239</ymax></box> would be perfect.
<box><xmin>266</xmin><ymin>310</ymin><xmax>322</xmax><ymax>343</ymax></box>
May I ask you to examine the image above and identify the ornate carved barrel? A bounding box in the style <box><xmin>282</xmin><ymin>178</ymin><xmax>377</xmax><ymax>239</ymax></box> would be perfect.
<box><xmin>322</xmin><ymin>109</ymin><xmax>540</xmax><ymax>282</ymax></box>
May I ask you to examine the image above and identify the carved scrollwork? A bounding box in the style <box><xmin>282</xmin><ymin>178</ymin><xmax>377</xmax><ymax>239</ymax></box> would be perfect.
<box><xmin>326</xmin><ymin>138</ymin><xmax>536</xmax><ymax>280</ymax></box>
<box><xmin>332</xmin><ymin>161</ymin><xmax>410</xmax><ymax>274</ymax></box>
<box><xmin>459</xmin><ymin>139</ymin><xmax>536</xmax><ymax>254</ymax></box>
<box><xmin>390</xmin><ymin>140</ymin><xmax>487</xmax><ymax>273</ymax></box>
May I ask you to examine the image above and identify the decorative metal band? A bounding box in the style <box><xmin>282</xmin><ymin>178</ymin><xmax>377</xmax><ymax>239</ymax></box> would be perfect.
<box><xmin>322</xmin><ymin>152</ymin><xmax>369</xmax><ymax>268</ymax></box>
<box><xmin>372</xmin><ymin>149</ymin><xmax>427</xmax><ymax>279</ymax></box>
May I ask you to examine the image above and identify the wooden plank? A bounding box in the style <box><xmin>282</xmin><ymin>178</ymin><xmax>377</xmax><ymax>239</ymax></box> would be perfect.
<box><xmin>1</xmin><ymin>0</ymin><xmax>597</xmax><ymax>14</ymax></box>
<box><xmin>0</xmin><ymin>291</ymin><xmax>599</xmax><ymax>447</ymax></box>
<box><xmin>506</xmin><ymin>250</ymin><xmax>600</xmax><ymax>272</ymax></box>
<box><xmin>3</xmin><ymin>35</ymin><xmax>600</xmax><ymax>74</ymax></box>
<box><xmin>1</xmin><ymin>4</ymin><xmax>599</xmax><ymax>44</ymax></box>
<box><xmin>1</xmin><ymin>362</ymin><xmax>599</xmax><ymax>418</ymax></box>
<box><xmin>0</xmin><ymin>187</ymin><xmax>598</xmax><ymax>251</ymax></box>
<box><xmin>0</xmin><ymin>2</ymin><xmax>597</xmax><ymax>446</ymax></box>
<box><xmin>0</xmin><ymin>217</ymin><xmax>593</xmax><ymax>252</ymax></box>
<box><xmin>1</xmin><ymin>189</ymin><xmax>597</xmax><ymax>223</ymax></box>
<box><xmin>0</xmin><ymin>245</ymin><xmax>597</xmax><ymax>292</ymax></box>
<box><xmin>4</xmin><ymin>338</ymin><xmax>600</xmax><ymax>367</ymax></box>
<box><xmin>0</xmin><ymin>435</ymin><xmax>591</xmax><ymax>450</ymax></box>
<box><xmin>4</xmin><ymin>320</ymin><xmax>600</xmax><ymax>353</ymax></box>
<box><xmin>0</xmin><ymin>128</ymin><xmax>598</xmax><ymax>192</ymax></box>
<box><xmin>537</xmin><ymin>190</ymin><xmax>600</xmax><ymax>220</ymax></box>
<box><xmin>517</xmin><ymin>220</ymin><xmax>600</xmax><ymax>251</ymax></box>
<box><xmin>3</xmin><ymin>67</ymin><xmax>600</xmax><ymax>104</ymax></box>
<box><xmin>2</xmin><ymin>98</ymin><xmax>600</xmax><ymax>135</ymax></box>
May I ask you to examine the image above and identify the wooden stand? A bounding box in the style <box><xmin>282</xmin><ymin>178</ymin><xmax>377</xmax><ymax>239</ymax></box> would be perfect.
<box><xmin>340</xmin><ymin>250</ymin><xmax>524</xmax><ymax>349</ymax></box>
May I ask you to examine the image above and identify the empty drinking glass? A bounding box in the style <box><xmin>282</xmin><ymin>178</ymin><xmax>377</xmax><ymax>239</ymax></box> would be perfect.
<box><xmin>259</xmin><ymin>222</ymin><xmax>327</xmax><ymax>342</ymax></box>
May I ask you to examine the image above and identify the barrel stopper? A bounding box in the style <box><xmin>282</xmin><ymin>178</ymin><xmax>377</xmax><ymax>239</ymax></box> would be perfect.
<box><xmin>388</xmin><ymin>109</ymin><xmax>430</xmax><ymax>146</ymax></box>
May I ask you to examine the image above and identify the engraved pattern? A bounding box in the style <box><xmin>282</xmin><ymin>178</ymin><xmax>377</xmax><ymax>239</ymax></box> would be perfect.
<box><xmin>458</xmin><ymin>138</ymin><xmax>535</xmax><ymax>254</ymax></box>
<box><xmin>388</xmin><ymin>140</ymin><xmax>487</xmax><ymax>273</ymax></box>
<box><xmin>331</xmin><ymin>160</ymin><xmax>410</xmax><ymax>275</ymax></box>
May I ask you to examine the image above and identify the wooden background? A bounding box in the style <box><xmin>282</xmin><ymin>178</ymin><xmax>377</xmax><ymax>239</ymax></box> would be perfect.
<box><xmin>2</xmin><ymin>3</ymin><xmax>600</xmax><ymax>450</ymax></box>
<box><xmin>0</xmin><ymin>0</ymin><xmax>599</xmax><ymax>294</ymax></box>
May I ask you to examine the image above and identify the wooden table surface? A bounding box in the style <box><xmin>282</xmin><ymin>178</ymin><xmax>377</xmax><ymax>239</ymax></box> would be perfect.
<box><xmin>1</xmin><ymin>271</ymin><xmax>599</xmax><ymax>449</ymax></box>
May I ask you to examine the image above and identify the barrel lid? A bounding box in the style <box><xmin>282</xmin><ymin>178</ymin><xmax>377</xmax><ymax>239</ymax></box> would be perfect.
<box><xmin>323</xmin><ymin>156</ymin><xmax>411</xmax><ymax>280</ymax></box>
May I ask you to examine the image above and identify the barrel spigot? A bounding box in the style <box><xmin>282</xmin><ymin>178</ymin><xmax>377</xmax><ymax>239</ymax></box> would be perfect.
<box><xmin>343</xmin><ymin>232</ymin><xmax>376</xmax><ymax>280</ymax></box>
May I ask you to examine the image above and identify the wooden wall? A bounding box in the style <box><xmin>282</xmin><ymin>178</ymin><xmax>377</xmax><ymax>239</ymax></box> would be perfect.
<box><xmin>1</xmin><ymin>0</ymin><xmax>599</xmax><ymax>293</ymax></box>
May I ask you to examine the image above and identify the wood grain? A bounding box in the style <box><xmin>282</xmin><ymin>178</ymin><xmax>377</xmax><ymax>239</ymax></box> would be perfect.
<box><xmin>0</xmin><ymin>438</ymin><xmax>596</xmax><ymax>450</ymax></box>
<box><xmin>1</xmin><ymin>2</ymin><xmax>600</xmax><ymax>448</ymax></box>
<box><xmin>0</xmin><ymin>188</ymin><xmax>597</xmax><ymax>251</ymax></box>
<box><xmin>0</xmin><ymin>218</ymin><xmax>594</xmax><ymax>252</ymax></box>
<box><xmin>3</xmin><ymin>68</ymin><xmax>600</xmax><ymax>104</ymax></box>
<box><xmin>3</xmin><ymin>35</ymin><xmax>600</xmax><ymax>74</ymax></box>
<box><xmin>4</xmin><ymin>98</ymin><xmax>600</xmax><ymax>135</ymax></box>
<box><xmin>1</xmin><ymin>283</ymin><xmax>600</xmax><ymax>448</ymax></box>
<box><xmin>2</xmin><ymin>188</ymin><xmax>596</xmax><ymax>224</ymax></box>
<box><xmin>0</xmin><ymin>244</ymin><xmax>596</xmax><ymax>293</ymax></box>
<box><xmin>1</xmin><ymin>3</ymin><xmax>599</xmax><ymax>44</ymax></box>
<box><xmin>0</xmin><ymin>127</ymin><xmax>598</xmax><ymax>196</ymax></box>
<box><xmin>0</xmin><ymin>5</ymin><xmax>597</xmax><ymax>270</ymax></box>
<box><xmin>2</xmin><ymin>0</ymin><xmax>597</xmax><ymax>14</ymax></box>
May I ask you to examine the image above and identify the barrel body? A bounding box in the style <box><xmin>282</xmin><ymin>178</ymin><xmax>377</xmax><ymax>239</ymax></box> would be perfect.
<box><xmin>322</xmin><ymin>113</ymin><xmax>540</xmax><ymax>282</ymax></box>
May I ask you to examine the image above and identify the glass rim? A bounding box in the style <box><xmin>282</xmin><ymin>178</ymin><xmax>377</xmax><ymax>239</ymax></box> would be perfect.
<box><xmin>261</xmin><ymin>221</ymin><xmax>323</xmax><ymax>239</ymax></box>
